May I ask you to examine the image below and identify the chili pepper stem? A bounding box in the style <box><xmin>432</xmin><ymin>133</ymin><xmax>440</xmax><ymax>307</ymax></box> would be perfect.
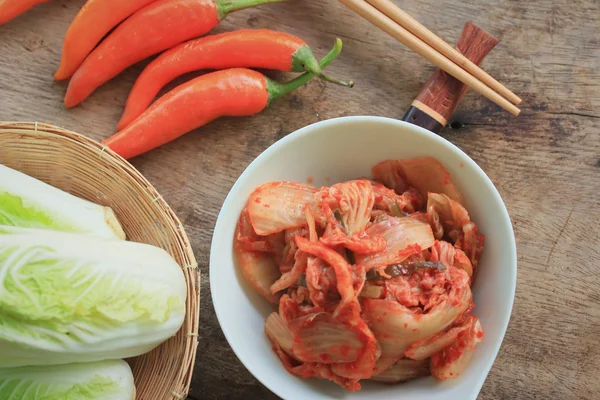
<box><xmin>303</xmin><ymin>58</ymin><xmax>355</xmax><ymax>88</ymax></box>
<box><xmin>293</xmin><ymin>44</ymin><xmax>354</xmax><ymax>88</ymax></box>
<box><xmin>217</xmin><ymin>0</ymin><xmax>286</xmax><ymax>20</ymax></box>
<box><xmin>267</xmin><ymin>38</ymin><xmax>350</xmax><ymax>104</ymax></box>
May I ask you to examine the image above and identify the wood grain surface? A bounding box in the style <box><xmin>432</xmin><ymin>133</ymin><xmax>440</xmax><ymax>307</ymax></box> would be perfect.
<box><xmin>1</xmin><ymin>0</ymin><xmax>599</xmax><ymax>399</ymax></box>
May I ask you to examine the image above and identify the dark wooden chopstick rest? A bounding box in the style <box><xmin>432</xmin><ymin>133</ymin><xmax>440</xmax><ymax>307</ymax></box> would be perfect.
<box><xmin>403</xmin><ymin>22</ymin><xmax>499</xmax><ymax>133</ymax></box>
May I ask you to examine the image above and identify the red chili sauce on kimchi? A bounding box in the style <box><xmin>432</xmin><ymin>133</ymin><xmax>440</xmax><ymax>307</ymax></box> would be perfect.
<box><xmin>234</xmin><ymin>157</ymin><xmax>485</xmax><ymax>391</ymax></box>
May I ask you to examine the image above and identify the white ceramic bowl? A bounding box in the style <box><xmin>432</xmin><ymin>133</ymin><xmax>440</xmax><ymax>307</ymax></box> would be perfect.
<box><xmin>210</xmin><ymin>116</ymin><xmax>516</xmax><ymax>400</ymax></box>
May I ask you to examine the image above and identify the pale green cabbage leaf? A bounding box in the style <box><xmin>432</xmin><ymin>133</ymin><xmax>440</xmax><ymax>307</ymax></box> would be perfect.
<box><xmin>0</xmin><ymin>226</ymin><xmax>187</xmax><ymax>367</ymax></box>
<box><xmin>0</xmin><ymin>164</ymin><xmax>125</xmax><ymax>240</ymax></box>
<box><xmin>0</xmin><ymin>359</ymin><xmax>135</xmax><ymax>400</ymax></box>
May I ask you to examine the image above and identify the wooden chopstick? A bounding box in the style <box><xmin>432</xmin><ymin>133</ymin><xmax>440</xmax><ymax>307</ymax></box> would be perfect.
<box><xmin>338</xmin><ymin>0</ymin><xmax>521</xmax><ymax>116</ymax></box>
<box><xmin>366</xmin><ymin>0</ymin><xmax>522</xmax><ymax>106</ymax></box>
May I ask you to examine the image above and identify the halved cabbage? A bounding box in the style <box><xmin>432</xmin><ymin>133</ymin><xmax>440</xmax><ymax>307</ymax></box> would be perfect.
<box><xmin>0</xmin><ymin>359</ymin><xmax>135</xmax><ymax>399</ymax></box>
<box><xmin>0</xmin><ymin>226</ymin><xmax>186</xmax><ymax>367</ymax></box>
<box><xmin>0</xmin><ymin>164</ymin><xmax>125</xmax><ymax>240</ymax></box>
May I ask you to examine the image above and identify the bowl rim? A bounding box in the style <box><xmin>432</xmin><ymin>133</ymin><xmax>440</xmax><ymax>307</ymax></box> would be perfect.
<box><xmin>210</xmin><ymin>115</ymin><xmax>517</xmax><ymax>399</ymax></box>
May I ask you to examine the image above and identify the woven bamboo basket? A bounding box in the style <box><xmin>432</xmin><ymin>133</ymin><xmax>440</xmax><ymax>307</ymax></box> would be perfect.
<box><xmin>0</xmin><ymin>121</ymin><xmax>200</xmax><ymax>400</ymax></box>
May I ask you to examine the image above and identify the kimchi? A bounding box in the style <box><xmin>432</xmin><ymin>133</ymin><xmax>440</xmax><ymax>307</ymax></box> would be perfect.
<box><xmin>234</xmin><ymin>157</ymin><xmax>485</xmax><ymax>391</ymax></box>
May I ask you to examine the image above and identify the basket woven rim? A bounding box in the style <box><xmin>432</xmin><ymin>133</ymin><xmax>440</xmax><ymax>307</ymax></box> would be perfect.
<box><xmin>0</xmin><ymin>121</ymin><xmax>200</xmax><ymax>399</ymax></box>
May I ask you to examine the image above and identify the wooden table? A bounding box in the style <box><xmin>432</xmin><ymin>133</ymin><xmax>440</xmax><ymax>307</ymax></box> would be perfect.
<box><xmin>1</xmin><ymin>0</ymin><xmax>599</xmax><ymax>398</ymax></box>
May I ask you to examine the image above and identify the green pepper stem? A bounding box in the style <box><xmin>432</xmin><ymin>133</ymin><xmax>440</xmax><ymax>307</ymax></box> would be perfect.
<box><xmin>267</xmin><ymin>39</ymin><xmax>350</xmax><ymax>104</ymax></box>
<box><xmin>304</xmin><ymin>64</ymin><xmax>354</xmax><ymax>88</ymax></box>
<box><xmin>292</xmin><ymin>44</ymin><xmax>354</xmax><ymax>88</ymax></box>
<box><xmin>217</xmin><ymin>0</ymin><xmax>287</xmax><ymax>20</ymax></box>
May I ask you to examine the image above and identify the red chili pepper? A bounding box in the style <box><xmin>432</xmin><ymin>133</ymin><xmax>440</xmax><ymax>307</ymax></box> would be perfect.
<box><xmin>54</xmin><ymin>0</ymin><xmax>157</xmax><ymax>81</ymax></box>
<box><xmin>117</xmin><ymin>29</ymin><xmax>353</xmax><ymax>130</ymax></box>
<box><xmin>103</xmin><ymin>39</ymin><xmax>346</xmax><ymax>159</ymax></box>
<box><xmin>0</xmin><ymin>0</ymin><xmax>49</xmax><ymax>25</ymax></box>
<box><xmin>64</xmin><ymin>0</ymin><xmax>284</xmax><ymax>108</ymax></box>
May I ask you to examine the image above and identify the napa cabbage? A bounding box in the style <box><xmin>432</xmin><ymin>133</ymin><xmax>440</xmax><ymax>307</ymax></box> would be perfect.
<box><xmin>0</xmin><ymin>164</ymin><xmax>125</xmax><ymax>239</ymax></box>
<box><xmin>0</xmin><ymin>226</ymin><xmax>187</xmax><ymax>367</ymax></box>
<box><xmin>0</xmin><ymin>359</ymin><xmax>135</xmax><ymax>399</ymax></box>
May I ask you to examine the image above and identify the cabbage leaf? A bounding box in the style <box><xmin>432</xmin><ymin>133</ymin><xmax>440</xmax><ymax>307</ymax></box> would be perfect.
<box><xmin>0</xmin><ymin>165</ymin><xmax>125</xmax><ymax>239</ymax></box>
<box><xmin>0</xmin><ymin>226</ymin><xmax>187</xmax><ymax>367</ymax></box>
<box><xmin>0</xmin><ymin>359</ymin><xmax>135</xmax><ymax>399</ymax></box>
